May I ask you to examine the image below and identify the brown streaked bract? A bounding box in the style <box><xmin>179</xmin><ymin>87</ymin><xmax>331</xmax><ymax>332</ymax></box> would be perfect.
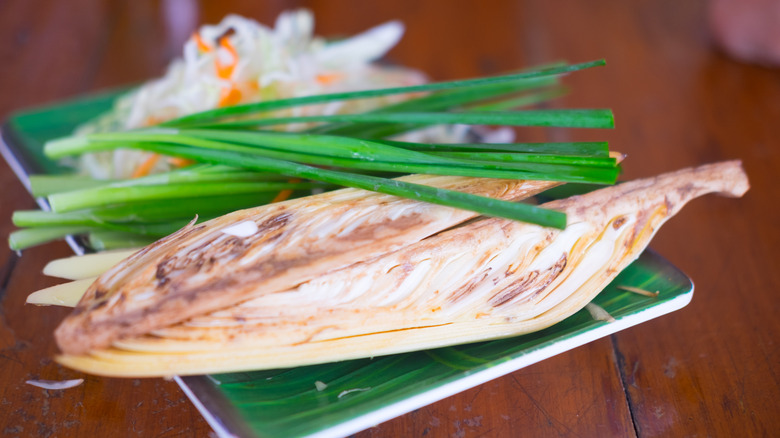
<box><xmin>55</xmin><ymin>161</ymin><xmax>748</xmax><ymax>377</ymax></box>
<box><xmin>55</xmin><ymin>174</ymin><xmax>561</xmax><ymax>355</ymax></box>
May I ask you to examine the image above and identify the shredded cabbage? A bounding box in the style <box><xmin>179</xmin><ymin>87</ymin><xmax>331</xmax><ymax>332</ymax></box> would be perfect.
<box><xmin>75</xmin><ymin>10</ymin><xmax>470</xmax><ymax>179</ymax></box>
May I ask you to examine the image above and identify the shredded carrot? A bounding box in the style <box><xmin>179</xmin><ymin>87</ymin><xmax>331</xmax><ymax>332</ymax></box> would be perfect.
<box><xmin>316</xmin><ymin>72</ymin><xmax>344</xmax><ymax>86</ymax></box>
<box><xmin>193</xmin><ymin>33</ymin><xmax>212</xmax><ymax>53</ymax></box>
<box><xmin>212</xmin><ymin>36</ymin><xmax>242</xmax><ymax>107</ymax></box>
<box><xmin>167</xmin><ymin>157</ymin><xmax>195</xmax><ymax>168</ymax></box>
<box><xmin>271</xmin><ymin>189</ymin><xmax>295</xmax><ymax>204</ymax></box>
<box><xmin>216</xmin><ymin>65</ymin><xmax>233</xmax><ymax>80</ymax></box>
<box><xmin>220</xmin><ymin>36</ymin><xmax>238</xmax><ymax>59</ymax></box>
<box><xmin>144</xmin><ymin>116</ymin><xmax>160</xmax><ymax>126</ymax></box>
<box><xmin>218</xmin><ymin>87</ymin><xmax>243</xmax><ymax>107</ymax></box>
<box><xmin>215</xmin><ymin>36</ymin><xmax>239</xmax><ymax>79</ymax></box>
<box><xmin>132</xmin><ymin>153</ymin><xmax>161</xmax><ymax>178</ymax></box>
<box><xmin>271</xmin><ymin>178</ymin><xmax>302</xmax><ymax>203</ymax></box>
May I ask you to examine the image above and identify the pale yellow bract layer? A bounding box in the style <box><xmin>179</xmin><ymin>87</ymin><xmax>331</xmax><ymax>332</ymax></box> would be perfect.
<box><xmin>44</xmin><ymin>162</ymin><xmax>748</xmax><ymax>377</ymax></box>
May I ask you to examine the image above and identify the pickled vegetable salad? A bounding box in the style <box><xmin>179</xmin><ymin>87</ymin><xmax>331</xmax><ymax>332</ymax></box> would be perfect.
<box><xmin>75</xmin><ymin>10</ymin><xmax>453</xmax><ymax>179</ymax></box>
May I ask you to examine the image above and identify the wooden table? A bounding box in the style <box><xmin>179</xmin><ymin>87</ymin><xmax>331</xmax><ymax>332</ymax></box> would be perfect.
<box><xmin>1</xmin><ymin>1</ymin><xmax>777</xmax><ymax>436</ymax></box>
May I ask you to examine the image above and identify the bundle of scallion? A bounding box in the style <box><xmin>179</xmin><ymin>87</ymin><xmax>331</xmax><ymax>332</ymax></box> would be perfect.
<box><xmin>10</xmin><ymin>60</ymin><xmax>619</xmax><ymax>252</ymax></box>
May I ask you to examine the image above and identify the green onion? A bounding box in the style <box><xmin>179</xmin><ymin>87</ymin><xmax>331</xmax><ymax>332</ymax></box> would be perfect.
<box><xmin>9</xmin><ymin>226</ymin><xmax>92</xmax><ymax>251</ymax></box>
<box><xmin>79</xmin><ymin>192</ymin><xmax>278</xmax><ymax>222</ymax></box>
<box><xmin>164</xmin><ymin>59</ymin><xmax>605</xmax><ymax>126</ymax></box>
<box><xmin>376</xmin><ymin>140</ymin><xmax>610</xmax><ymax>157</ymax></box>
<box><xmin>47</xmin><ymin>181</ymin><xmax>321</xmax><ymax>213</ymax></box>
<box><xmin>468</xmin><ymin>86</ymin><xmax>569</xmax><ymax>112</ymax></box>
<box><xmin>48</xmin><ymin>130</ymin><xmax>618</xmax><ymax>184</ymax></box>
<box><xmin>108</xmin><ymin>165</ymin><xmax>290</xmax><ymax>187</ymax></box>
<box><xmin>12</xmin><ymin>210</ymin><xmax>197</xmax><ymax>237</ymax></box>
<box><xmin>13</xmin><ymin>210</ymin><xmax>97</xmax><ymax>227</ymax></box>
<box><xmin>29</xmin><ymin>175</ymin><xmax>118</xmax><ymax>197</ymax></box>
<box><xmin>59</xmin><ymin>141</ymin><xmax>569</xmax><ymax>228</ymax></box>
<box><xmin>14</xmin><ymin>59</ymin><xmax>618</xmax><ymax>252</ymax></box>
<box><xmin>88</xmin><ymin>231</ymin><xmax>156</xmax><ymax>251</ymax></box>
<box><xmin>294</xmin><ymin>77</ymin><xmax>563</xmax><ymax>138</ymax></box>
<box><xmin>185</xmin><ymin>109</ymin><xmax>614</xmax><ymax>130</ymax></box>
<box><xmin>429</xmin><ymin>151</ymin><xmax>616</xmax><ymax>167</ymax></box>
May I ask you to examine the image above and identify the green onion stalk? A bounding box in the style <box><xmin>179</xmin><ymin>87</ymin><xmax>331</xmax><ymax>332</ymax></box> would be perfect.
<box><xmin>10</xmin><ymin>59</ymin><xmax>617</xmax><ymax>251</ymax></box>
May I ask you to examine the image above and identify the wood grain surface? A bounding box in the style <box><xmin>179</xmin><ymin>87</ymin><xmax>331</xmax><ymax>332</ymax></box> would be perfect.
<box><xmin>1</xmin><ymin>1</ymin><xmax>778</xmax><ymax>437</ymax></box>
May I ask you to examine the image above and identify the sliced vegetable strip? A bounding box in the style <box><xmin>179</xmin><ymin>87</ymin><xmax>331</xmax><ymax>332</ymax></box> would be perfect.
<box><xmin>308</xmin><ymin>79</ymin><xmax>564</xmax><ymax>137</ymax></box>
<box><xmin>377</xmin><ymin>140</ymin><xmax>610</xmax><ymax>157</ymax></box>
<box><xmin>164</xmin><ymin>59</ymin><xmax>606</xmax><ymax>126</ymax></box>
<box><xmin>9</xmin><ymin>226</ymin><xmax>93</xmax><ymax>251</ymax></box>
<box><xmin>49</xmin><ymin>139</ymin><xmax>568</xmax><ymax>228</ymax></box>
<box><xmin>29</xmin><ymin>175</ymin><xmax>119</xmax><ymax>197</ymax></box>
<box><xmin>14</xmin><ymin>59</ymin><xmax>619</xmax><ymax>252</ymax></box>
<box><xmin>48</xmin><ymin>131</ymin><xmax>619</xmax><ymax>184</ymax></box>
<box><xmin>185</xmin><ymin>109</ymin><xmax>614</xmax><ymax>130</ymax></box>
<box><xmin>13</xmin><ymin>193</ymin><xmax>279</xmax><ymax>227</ymax></box>
<box><xmin>48</xmin><ymin>181</ymin><xmax>320</xmax><ymax>213</ymax></box>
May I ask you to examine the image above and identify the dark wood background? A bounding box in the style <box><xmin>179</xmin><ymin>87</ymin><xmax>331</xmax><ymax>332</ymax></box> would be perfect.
<box><xmin>1</xmin><ymin>1</ymin><xmax>778</xmax><ymax>436</ymax></box>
